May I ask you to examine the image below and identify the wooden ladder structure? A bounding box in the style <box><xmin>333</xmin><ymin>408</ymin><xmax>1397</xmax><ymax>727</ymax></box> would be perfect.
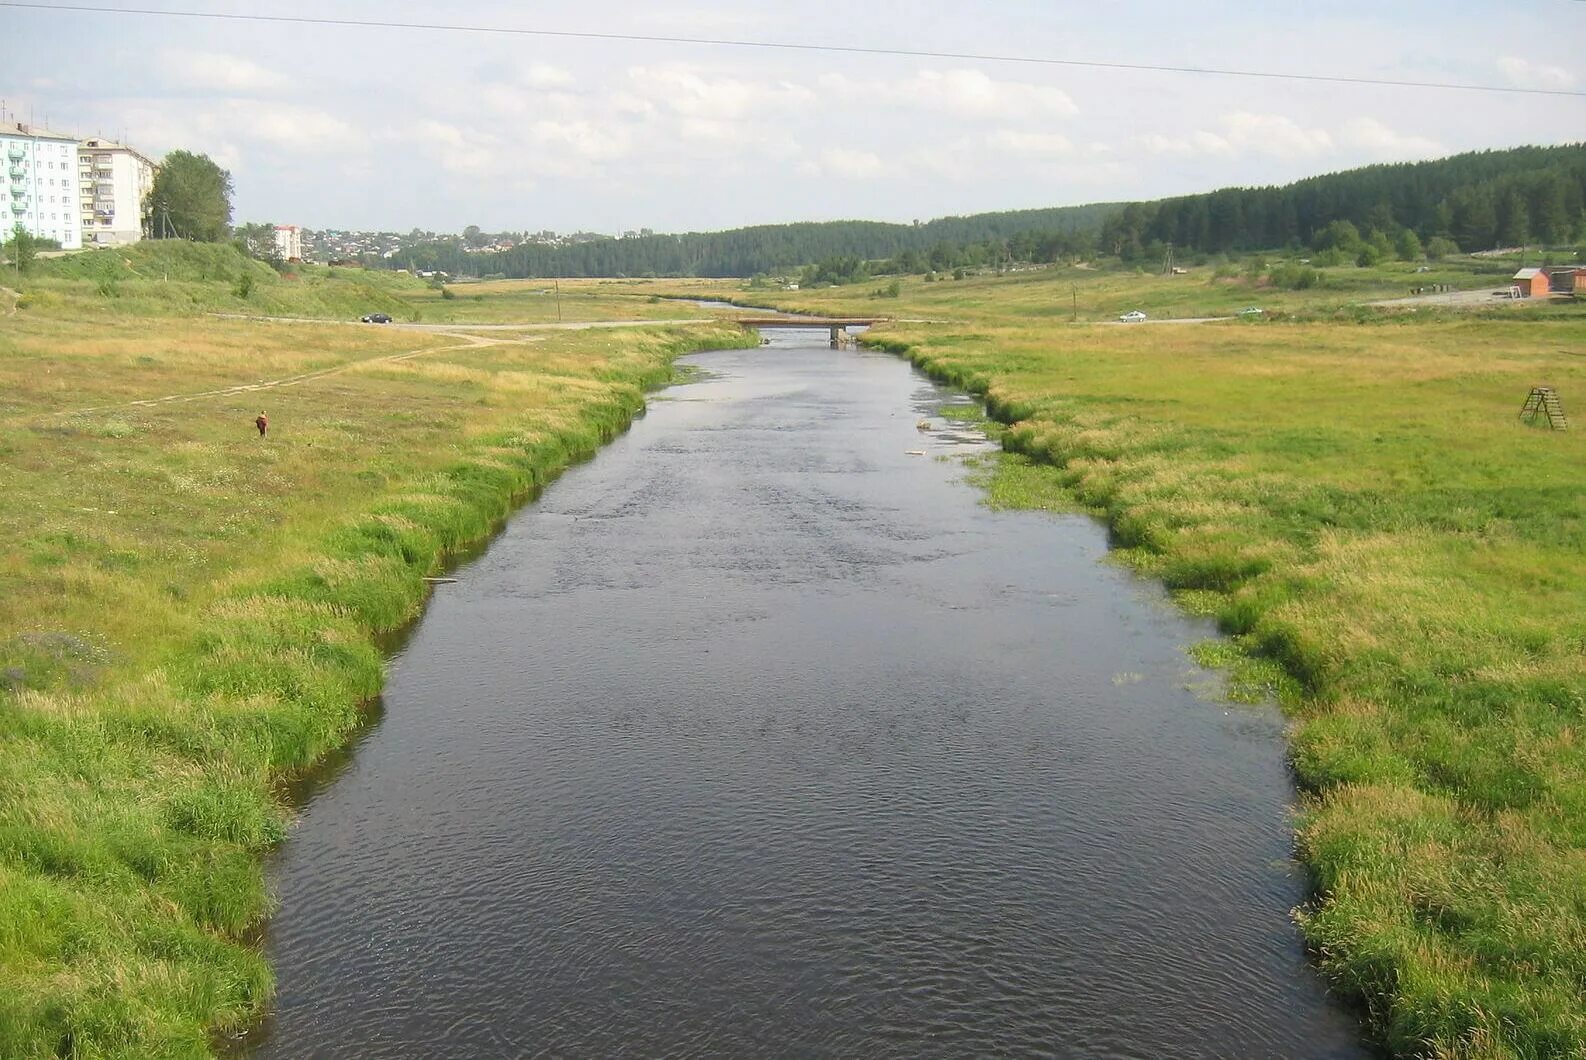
<box><xmin>1519</xmin><ymin>386</ymin><xmax>1569</xmax><ymax>431</ymax></box>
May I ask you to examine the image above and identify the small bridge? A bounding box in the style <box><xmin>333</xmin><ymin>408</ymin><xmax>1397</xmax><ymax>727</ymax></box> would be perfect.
<box><xmin>733</xmin><ymin>316</ymin><xmax>886</xmax><ymax>348</ymax></box>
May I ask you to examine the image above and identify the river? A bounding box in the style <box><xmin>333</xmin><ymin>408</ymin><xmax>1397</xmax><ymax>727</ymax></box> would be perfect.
<box><xmin>245</xmin><ymin>329</ymin><xmax>1365</xmax><ymax>1058</ymax></box>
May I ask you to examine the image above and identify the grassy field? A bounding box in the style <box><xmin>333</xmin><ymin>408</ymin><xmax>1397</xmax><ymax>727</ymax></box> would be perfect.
<box><xmin>6</xmin><ymin>242</ymin><xmax>712</xmax><ymax>327</ymax></box>
<box><xmin>644</xmin><ymin>252</ymin><xmax>1580</xmax><ymax>323</ymax></box>
<box><xmin>0</xmin><ymin>247</ymin><xmax>747</xmax><ymax>1056</ymax></box>
<box><xmin>647</xmin><ymin>265</ymin><xmax>1586</xmax><ymax>1057</ymax></box>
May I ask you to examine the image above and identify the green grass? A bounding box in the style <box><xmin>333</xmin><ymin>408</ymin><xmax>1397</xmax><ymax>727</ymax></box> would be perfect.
<box><xmin>648</xmin><ymin>265</ymin><xmax>1586</xmax><ymax>1057</ymax></box>
<box><xmin>0</xmin><ymin>252</ymin><xmax>750</xmax><ymax>1057</ymax></box>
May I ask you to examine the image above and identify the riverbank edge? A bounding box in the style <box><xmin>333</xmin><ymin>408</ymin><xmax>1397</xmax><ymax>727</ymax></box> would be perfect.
<box><xmin>858</xmin><ymin>330</ymin><xmax>1579</xmax><ymax>1058</ymax></box>
<box><xmin>3</xmin><ymin>325</ymin><xmax>753</xmax><ymax>1059</ymax></box>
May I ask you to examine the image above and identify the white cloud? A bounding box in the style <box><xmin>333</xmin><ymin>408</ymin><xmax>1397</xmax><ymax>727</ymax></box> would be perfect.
<box><xmin>1137</xmin><ymin>113</ymin><xmax>1330</xmax><ymax>160</ymax></box>
<box><xmin>1137</xmin><ymin>130</ymin><xmax>1232</xmax><ymax>157</ymax></box>
<box><xmin>1219</xmin><ymin>111</ymin><xmax>1333</xmax><ymax>158</ymax></box>
<box><xmin>1497</xmin><ymin>56</ymin><xmax>1576</xmax><ymax>90</ymax></box>
<box><xmin>529</xmin><ymin>119</ymin><xmax>630</xmax><ymax>162</ymax></box>
<box><xmin>522</xmin><ymin>64</ymin><xmax>574</xmax><ymax>89</ymax></box>
<box><xmin>625</xmin><ymin>64</ymin><xmax>813</xmax><ymax>119</ymax></box>
<box><xmin>807</xmin><ymin>148</ymin><xmax>883</xmax><ymax>180</ymax></box>
<box><xmin>986</xmin><ymin>129</ymin><xmax>1074</xmax><ymax>158</ymax></box>
<box><xmin>232</xmin><ymin>102</ymin><xmax>356</xmax><ymax>151</ymax></box>
<box><xmin>820</xmin><ymin>68</ymin><xmax>1077</xmax><ymax>121</ymax></box>
<box><xmin>164</xmin><ymin>50</ymin><xmax>286</xmax><ymax>94</ymax></box>
<box><xmin>1339</xmin><ymin>117</ymin><xmax>1444</xmax><ymax>159</ymax></box>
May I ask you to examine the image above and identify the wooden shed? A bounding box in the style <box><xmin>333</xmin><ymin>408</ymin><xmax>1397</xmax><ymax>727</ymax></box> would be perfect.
<box><xmin>1513</xmin><ymin>268</ymin><xmax>1550</xmax><ymax>297</ymax></box>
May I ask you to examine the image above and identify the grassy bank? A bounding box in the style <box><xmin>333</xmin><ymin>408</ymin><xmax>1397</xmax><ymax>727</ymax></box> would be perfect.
<box><xmin>889</xmin><ymin>321</ymin><xmax>1585</xmax><ymax>1056</ymax></box>
<box><xmin>648</xmin><ymin>268</ymin><xmax>1585</xmax><ymax>1056</ymax></box>
<box><xmin>0</xmin><ymin>270</ymin><xmax>748</xmax><ymax>1056</ymax></box>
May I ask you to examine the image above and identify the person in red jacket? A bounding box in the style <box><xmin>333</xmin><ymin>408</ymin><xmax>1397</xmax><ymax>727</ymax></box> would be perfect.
<box><xmin>255</xmin><ymin>411</ymin><xmax>268</xmax><ymax>437</ymax></box>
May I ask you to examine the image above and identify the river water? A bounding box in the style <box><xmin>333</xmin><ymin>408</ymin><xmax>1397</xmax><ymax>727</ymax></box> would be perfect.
<box><xmin>247</xmin><ymin>331</ymin><xmax>1364</xmax><ymax>1058</ymax></box>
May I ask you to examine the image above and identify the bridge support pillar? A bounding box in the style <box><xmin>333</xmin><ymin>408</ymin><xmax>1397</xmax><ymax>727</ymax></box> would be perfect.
<box><xmin>830</xmin><ymin>325</ymin><xmax>844</xmax><ymax>349</ymax></box>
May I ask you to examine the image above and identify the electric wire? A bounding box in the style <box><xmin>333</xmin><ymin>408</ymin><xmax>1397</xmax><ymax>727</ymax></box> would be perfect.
<box><xmin>3</xmin><ymin>1</ymin><xmax>1584</xmax><ymax>98</ymax></box>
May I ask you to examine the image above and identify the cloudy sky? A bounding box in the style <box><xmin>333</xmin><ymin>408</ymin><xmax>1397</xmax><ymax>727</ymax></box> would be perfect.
<box><xmin>4</xmin><ymin>0</ymin><xmax>1582</xmax><ymax>233</ymax></box>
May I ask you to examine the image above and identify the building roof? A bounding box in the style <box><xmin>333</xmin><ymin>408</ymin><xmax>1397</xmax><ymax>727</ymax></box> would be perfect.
<box><xmin>1513</xmin><ymin>268</ymin><xmax>1544</xmax><ymax>279</ymax></box>
<box><xmin>79</xmin><ymin>137</ymin><xmax>159</xmax><ymax>169</ymax></box>
<box><xmin>2</xmin><ymin>121</ymin><xmax>77</xmax><ymax>143</ymax></box>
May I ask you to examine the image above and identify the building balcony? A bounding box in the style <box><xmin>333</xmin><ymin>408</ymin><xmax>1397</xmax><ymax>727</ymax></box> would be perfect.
<box><xmin>7</xmin><ymin>146</ymin><xmax>24</xmax><ymax>160</ymax></box>
<box><xmin>9</xmin><ymin>167</ymin><xmax>25</xmax><ymax>180</ymax></box>
<box><xmin>11</xmin><ymin>201</ymin><xmax>26</xmax><ymax>214</ymax></box>
<box><xmin>10</xmin><ymin>186</ymin><xmax>25</xmax><ymax>198</ymax></box>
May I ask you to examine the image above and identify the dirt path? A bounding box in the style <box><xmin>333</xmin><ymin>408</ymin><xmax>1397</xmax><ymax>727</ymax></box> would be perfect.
<box><xmin>60</xmin><ymin>329</ymin><xmax>516</xmax><ymax>417</ymax></box>
<box><xmin>210</xmin><ymin>314</ymin><xmax>714</xmax><ymax>332</ymax></box>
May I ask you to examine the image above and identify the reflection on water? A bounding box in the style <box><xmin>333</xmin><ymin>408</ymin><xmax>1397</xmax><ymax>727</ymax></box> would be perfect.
<box><xmin>248</xmin><ymin>332</ymin><xmax>1364</xmax><ymax>1058</ymax></box>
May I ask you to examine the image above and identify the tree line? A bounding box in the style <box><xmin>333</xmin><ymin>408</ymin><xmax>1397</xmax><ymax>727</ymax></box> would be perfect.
<box><xmin>382</xmin><ymin>204</ymin><xmax>1118</xmax><ymax>279</ymax></box>
<box><xmin>148</xmin><ymin>141</ymin><xmax>1585</xmax><ymax>280</ymax></box>
<box><xmin>1098</xmin><ymin>143</ymin><xmax>1586</xmax><ymax>262</ymax></box>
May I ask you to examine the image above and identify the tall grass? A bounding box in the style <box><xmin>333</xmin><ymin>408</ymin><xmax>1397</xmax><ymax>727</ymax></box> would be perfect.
<box><xmin>854</xmin><ymin>305</ymin><xmax>1586</xmax><ymax>1057</ymax></box>
<box><xmin>0</xmin><ymin>279</ymin><xmax>750</xmax><ymax>1056</ymax></box>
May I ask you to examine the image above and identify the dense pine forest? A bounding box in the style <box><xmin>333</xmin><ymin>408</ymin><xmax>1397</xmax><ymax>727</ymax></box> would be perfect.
<box><xmin>1101</xmin><ymin>143</ymin><xmax>1586</xmax><ymax>260</ymax></box>
<box><xmin>376</xmin><ymin>144</ymin><xmax>1585</xmax><ymax>279</ymax></box>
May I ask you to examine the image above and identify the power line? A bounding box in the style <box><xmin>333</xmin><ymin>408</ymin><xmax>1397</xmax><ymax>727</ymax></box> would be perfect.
<box><xmin>6</xmin><ymin>1</ymin><xmax>1586</xmax><ymax>98</ymax></box>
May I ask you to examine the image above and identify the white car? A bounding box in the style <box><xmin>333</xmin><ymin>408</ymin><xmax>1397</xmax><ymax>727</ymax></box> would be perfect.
<box><xmin>1118</xmin><ymin>310</ymin><xmax>1148</xmax><ymax>323</ymax></box>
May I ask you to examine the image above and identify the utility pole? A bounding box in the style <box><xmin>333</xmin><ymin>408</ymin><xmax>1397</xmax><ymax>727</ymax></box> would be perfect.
<box><xmin>1071</xmin><ymin>284</ymin><xmax>1077</xmax><ymax>322</ymax></box>
<box><xmin>1162</xmin><ymin>241</ymin><xmax>1175</xmax><ymax>276</ymax></box>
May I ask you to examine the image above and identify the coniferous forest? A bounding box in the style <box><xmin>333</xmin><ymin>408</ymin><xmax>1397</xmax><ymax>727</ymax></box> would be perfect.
<box><xmin>379</xmin><ymin>143</ymin><xmax>1585</xmax><ymax>279</ymax></box>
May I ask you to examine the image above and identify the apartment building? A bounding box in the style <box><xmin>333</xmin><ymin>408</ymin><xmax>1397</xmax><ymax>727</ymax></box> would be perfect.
<box><xmin>273</xmin><ymin>223</ymin><xmax>303</xmax><ymax>261</ymax></box>
<box><xmin>78</xmin><ymin>137</ymin><xmax>156</xmax><ymax>246</ymax></box>
<box><xmin>3</xmin><ymin>121</ymin><xmax>82</xmax><ymax>249</ymax></box>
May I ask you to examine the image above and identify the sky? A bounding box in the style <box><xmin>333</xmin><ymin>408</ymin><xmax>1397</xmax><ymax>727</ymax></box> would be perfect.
<box><xmin>3</xmin><ymin>0</ymin><xmax>1583</xmax><ymax>234</ymax></box>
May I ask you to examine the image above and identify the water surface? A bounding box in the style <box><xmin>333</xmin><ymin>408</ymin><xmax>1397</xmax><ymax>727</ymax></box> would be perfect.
<box><xmin>249</xmin><ymin>330</ymin><xmax>1364</xmax><ymax>1058</ymax></box>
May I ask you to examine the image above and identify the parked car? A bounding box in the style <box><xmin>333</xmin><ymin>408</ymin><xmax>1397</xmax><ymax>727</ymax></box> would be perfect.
<box><xmin>1237</xmin><ymin>306</ymin><xmax>1263</xmax><ymax>318</ymax></box>
<box><xmin>360</xmin><ymin>312</ymin><xmax>393</xmax><ymax>324</ymax></box>
<box><xmin>1118</xmin><ymin>310</ymin><xmax>1148</xmax><ymax>323</ymax></box>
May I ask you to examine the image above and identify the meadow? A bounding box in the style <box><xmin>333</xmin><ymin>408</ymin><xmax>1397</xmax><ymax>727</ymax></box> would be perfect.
<box><xmin>650</xmin><ymin>262</ymin><xmax>1586</xmax><ymax>1058</ymax></box>
<box><xmin>0</xmin><ymin>245</ymin><xmax>746</xmax><ymax>1056</ymax></box>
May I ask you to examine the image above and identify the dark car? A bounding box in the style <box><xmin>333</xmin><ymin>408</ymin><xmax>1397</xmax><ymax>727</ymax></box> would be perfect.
<box><xmin>360</xmin><ymin>312</ymin><xmax>393</xmax><ymax>324</ymax></box>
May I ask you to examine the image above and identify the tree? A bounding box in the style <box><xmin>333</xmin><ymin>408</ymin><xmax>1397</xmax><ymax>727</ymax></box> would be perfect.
<box><xmin>1496</xmin><ymin>190</ymin><xmax>1530</xmax><ymax>247</ymax></box>
<box><xmin>1395</xmin><ymin>227</ymin><xmax>1423</xmax><ymax>261</ymax></box>
<box><xmin>147</xmin><ymin>150</ymin><xmax>233</xmax><ymax>242</ymax></box>
<box><xmin>4</xmin><ymin>223</ymin><xmax>38</xmax><ymax>275</ymax></box>
<box><xmin>463</xmin><ymin>224</ymin><xmax>486</xmax><ymax>249</ymax></box>
<box><xmin>235</xmin><ymin>222</ymin><xmax>281</xmax><ymax>264</ymax></box>
<box><xmin>1425</xmin><ymin>236</ymin><xmax>1459</xmax><ymax>261</ymax></box>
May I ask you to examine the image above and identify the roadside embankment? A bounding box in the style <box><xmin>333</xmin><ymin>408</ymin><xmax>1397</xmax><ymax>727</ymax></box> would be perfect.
<box><xmin>863</xmin><ymin>316</ymin><xmax>1586</xmax><ymax>1058</ymax></box>
<box><xmin>0</xmin><ymin>308</ymin><xmax>750</xmax><ymax>1057</ymax></box>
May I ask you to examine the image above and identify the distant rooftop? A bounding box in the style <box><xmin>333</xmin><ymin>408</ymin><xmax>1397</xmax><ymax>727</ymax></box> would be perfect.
<box><xmin>2</xmin><ymin>121</ymin><xmax>77</xmax><ymax>142</ymax></box>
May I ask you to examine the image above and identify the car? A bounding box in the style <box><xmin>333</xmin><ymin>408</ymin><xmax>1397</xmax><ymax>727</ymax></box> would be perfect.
<box><xmin>1118</xmin><ymin>310</ymin><xmax>1148</xmax><ymax>323</ymax></box>
<box><xmin>360</xmin><ymin>312</ymin><xmax>393</xmax><ymax>324</ymax></box>
<box><xmin>1237</xmin><ymin>306</ymin><xmax>1263</xmax><ymax>317</ymax></box>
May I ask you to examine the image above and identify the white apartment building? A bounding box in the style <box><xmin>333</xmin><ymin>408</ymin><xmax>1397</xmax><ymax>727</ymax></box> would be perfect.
<box><xmin>3</xmin><ymin>122</ymin><xmax>82</xmax><ymax>249</ymax></box>
<box><xmin>78</xmin><ymin>137</ymin><xmax>156</xmax><ymax>246</ymax></box>
<box><xmin>273</xmin><ymin>224</ymin><xmax>303</xmax><ymax>261</ymax></box>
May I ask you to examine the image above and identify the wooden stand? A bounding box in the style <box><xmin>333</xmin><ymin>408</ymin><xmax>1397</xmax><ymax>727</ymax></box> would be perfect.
<box><xmin>1519</xmin><ymin>386</ymin><xmax>1568</xmax><ymax>431</ymax></box>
